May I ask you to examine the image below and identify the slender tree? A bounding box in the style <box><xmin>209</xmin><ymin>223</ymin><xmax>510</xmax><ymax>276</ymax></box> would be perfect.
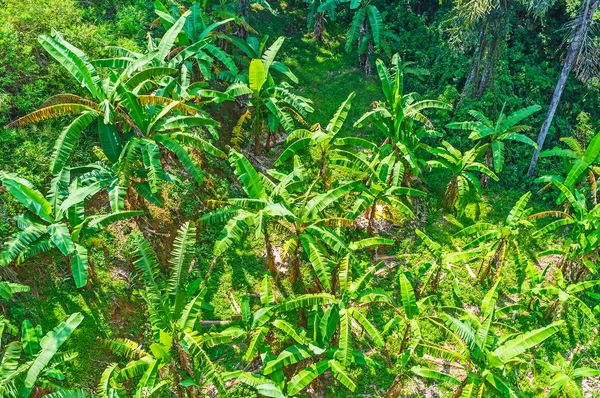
<box><xmin>528</xmin><ymin>0</ymin><xmax>600</xmax><ymax>175</ymax></box>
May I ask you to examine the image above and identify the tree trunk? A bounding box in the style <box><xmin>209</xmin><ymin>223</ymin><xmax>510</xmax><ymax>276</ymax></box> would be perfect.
<box><xmin>320</xmin><ymin>151</ymin><xmax>328</xmax><ymax>190</ymax></box>
<box><xmin>528</xmin><ymin>0</ymin><xmax>599</xmax><ymax>176</ymax></box>
<box><xmin>368</xmin><ymin>200</ymin><xmax>377</xmax><ymax>234</ymax></box>
<box><xmin>313</xmin><ymin>12</ymin><xmax>325</xmax><ymax>41</ymax></box>
<box><xmin>442</xmin><ymin>177</ymin><xmax>458</xmax><ymax>210</ymax></box>
<box><xmin>264</xmin><ymin>225</ymin><xmax>276</xmax><ymax>275</ymax></box>
<box><xmin>237</xmin><ymin>0</ymin><xmax>249</xmax><ymax>40</ymax></box>
<box><xmin>476</xmin><ymin>31</ymin><xmax>500</xmax><ymax>97</ymax></box>
<box><xmin>461</xmin><ymin>23</ymin><xmax>488</xmax><ymax>101</ymax></box>
<box><xmin>481</xmin><ymin>146</ymin><xmax>493</xmax><ymax>188</ymax></box>
<box><xmin>253</xmin><ymin>107</ymin><xmax>263</xmax><ymax>156</ymax></box>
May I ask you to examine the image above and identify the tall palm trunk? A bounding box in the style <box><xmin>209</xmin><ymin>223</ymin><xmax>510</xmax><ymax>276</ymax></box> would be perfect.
<box><xmin>528</xmin><ymin>0</ymin><xmax>600</xmax><ymax>176</ymax></box>
<box><xmin>476</xmin><ymin>31</ymin><xmax>500</xmax><ymax>97</ymax></box>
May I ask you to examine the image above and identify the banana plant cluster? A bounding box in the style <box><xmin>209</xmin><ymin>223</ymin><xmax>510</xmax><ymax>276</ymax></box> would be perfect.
<box><xmin>2</xmin><ymin>3</ymin><xmax>600</xmax><ymax>397</ymax></box>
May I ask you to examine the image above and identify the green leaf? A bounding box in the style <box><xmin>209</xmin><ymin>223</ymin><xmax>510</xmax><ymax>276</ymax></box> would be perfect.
<box><xmin>263</xmin><ymin>345</ymin><xmax>313</xmax><ymax>375</ymax></box>
<box><xmin>399</xmin><ymin>273</ymin><xmax>418</xmax><ymax>320</ymax></box>
<box><xmin>0</xmin><ymin>280</ymin><xmax>29</xmax><ymax>300</ymax></box>
<box><xmin>349</xmin><ymin>308</ymin><xmax>384</xmax><ymax>346</ymax></box>
<box><xmin>38</xmin><ymin>33</ymin><xmax>102</xmax><ymax>100</ymax></box>
<box><xmin>48</xmin><ymin>223</ymin><xmax>75</xmax><ymax>256</ymax></box>
<box><xmin>329</xmin><ymin>359</ymin><xmax>357</xmax><ymax>391</ymax></box>
<box><xmin>71</xmin><ymin>244</ymin><xmax>89</xmax><ymax>288</ymax></box>
<box><xmin>52</xmin><ymin>112</ymin><xmax>98</xmax><ymax>173</ymax></box>
<box><xmin>287</xmin><ymin>360</ymin><xmax>330</xmax><ymax>396</ymax></box>
<box><xmin>24</xmin><ymin>313</ymin><xmax>84</xmax><ymax>389</ymax></box>
<box><xmin>491</xmin><ymin>321</ymin><xmax>563</xmax><ymax>364</ymax></box>
<box><xmin>86</xmin><ymin>211</ymin><xmax>142</xmax><ymax>230</ymax></box>
<box><xmin>260</xmin><ymin>274</ymin><xmax>274</xmax><ymax>306</ymax></box>
<box><xmin>262</xmin><ymin>37</ymin><xmax>285</xmax><ymax>72</ymax></box>
<box><xmin>98</xmin><ymin>121</ymin><xmax>122</xmax><ymax>164</ymax></box>
<box><xmin>336</xmin><ymin>308</ymin><xmax>351</xmax><ymax>366</ymax></box>
<box><xmin>411</xmin><ymin>366</ymin><xmax>461</xmax><ymax>385</ymax></box>
<box><xmin>565</xmin><ymin>131</ymin><xmax>600</xmax><ymax>187</ymax></box>
<box><xmin>249</xmin><ymin>59</ymin><xmax>267</xmax><ymax>93</ymax></box>
<box><xmin>156</xmin><ymin>10</ymin><xmax>190</xmax><ymax>62</ymax></box>
<box><xmin>167</xmin><ymin>222</ymin><xmax>196</xmax><ymax>319</ymax></box>
<box><xmin>0</xmin><ymin>173</ymin><xmax>53</xmax><ymax>223</ymax></box>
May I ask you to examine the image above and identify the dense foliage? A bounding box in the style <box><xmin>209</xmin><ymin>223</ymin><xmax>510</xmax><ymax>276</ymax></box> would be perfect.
<box><xmin>1</xmin><ymin>0</ymin><xmax>600</xmax><ymax>397</ymax></box>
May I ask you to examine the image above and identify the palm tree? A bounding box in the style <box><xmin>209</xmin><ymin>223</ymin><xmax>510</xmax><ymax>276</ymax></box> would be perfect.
<box><xmin>528</xmin><ymin>0</ymin><xmax>600</xmax><ymax>175</ymax></box>
<box><xmin>0</xmin><ymin>171</ymin><xmax>141</xmax><ymax>288</ymax></box>
<box><xmin>426</xmin><ymin>141</ymin><xmax>498</xmax><ymax>210</ymax></box>
<box><xmin>448</xmin><ymin>0</ymin><xmax>554</xmax><ymax>98</ymax></box>
<box><xmin>446</xmin><ymin>104</ymin><xmax>540</xmax><ymax>187</ymax></box>
<box><xmin>455</xmin><ymin>191</ymin><xmax>534</xmax><ymax>282</ymax></box>
<box><xmin>0</xmin><ymin>313</ymin><xmax>83</xmax><ymax>397</ymax></box>
<box><xmin>412</xmin><ymin>282</ymin><xmax>563</xmax><ymax>397</ymax></box>
<box><xmin>354</xmin><ymin>54</ymin><xmax>451</xmax><ymax>183</ymax></box>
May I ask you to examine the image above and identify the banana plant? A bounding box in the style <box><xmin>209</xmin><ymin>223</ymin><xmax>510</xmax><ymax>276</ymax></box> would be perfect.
<box><xmin>305</xmin><ymin>0</ymin><xmax>343</xmax><ymax>41</ymax></box>
<box><xmin>412</xmin><ymin>281</ymin><xmax>563</xmax><ymax>397</ymax></box>
<box><xmin>229</xmin><ymin>255</ymin><xmax>390</xmax><ymax>396</ymax></box>
<box><xmin>455</xmin><ymin>191</ymin><xmax>534</xmax><ymax>282</ymax></box>
<box><xmin>347</xmin><ymin>147</ymin><xmax>425</xmax><ymax>233</ymax></box>
<box><xmin>3</xmin><ymin>14</ymin><xmax>205</xmax><ymax>171</ymax></box>
<box><xmin>385</xmin><ymin>272</ymin><xmax>461</xmax><ymax>396</ymax></box>
<box><xmin>0</xmin><ymin>171</ymin><xmax>141</xmax><ymax>288</ymax></box>
<box><xmin>108</xmin><ymin>88</ymin><xmax>226</xmax><ymax>205</ymax></box>
<box><xmin>354</xmin><ymin>54</ymin><xmax>451</xmax><ymax>182</ymax></box>
<box><xmin>446</xmin><ymin>104</ymin><xmax>540</xmax><ymax>187</ymax></box>
<box><xmin>203</xmin><ymin>150</ymin><xmax>361</xmax><ymax>281</ymax></box>
<box><xmin>231</xmin><ymin>36</ymin><xmax>313</xmax><ymax>155</ymax></box>
<box><xmin>531</xmin><ymin>181</ymin><xmax>600</xmax><ymax>282</ymax></box>
<box><xmin>415</xmin><ymin>229</ymin><xmax>477</xmax><ymax>295</ymax></box>
<box><xmin>345</xmin><ymin>0</ymin><xmax>397</xmax><ymax>75</ymax></box>
<box><xmin>105</xmin><ymin>221</ymin><xmax>235</xmax><ymax>397</ymax></box>
<box><xmin>0</xmin><ymin>278</ymin><xmax>29</xmax><ymax>301</ymax></box>
<box><xmin>427</xmin><ymin>141</ymin><xmax>498</xmax><ymax>211</ymax></box>
<box><xmin>537</xmin><ymin>353</ymin><xmax>600</xmax><ymax>397</ymax></box>
<box><xmin>276</xmin><ymin>92</ymin><xmax>376</xmax><ymax>189</ymax></box>
<box><xmin>522</xmin><ymin>264</ymin><xmax>600</xmax><ymax>322</ymax></box>
<box><xmin>538</xmin><ymin>131</ymin><xmax>600</xmax><ymax>204</ymax></box>
<box><xmin>0</xmin><ymin>313</ymin><xmax>83</xmax><ymax>397</ymax></box>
